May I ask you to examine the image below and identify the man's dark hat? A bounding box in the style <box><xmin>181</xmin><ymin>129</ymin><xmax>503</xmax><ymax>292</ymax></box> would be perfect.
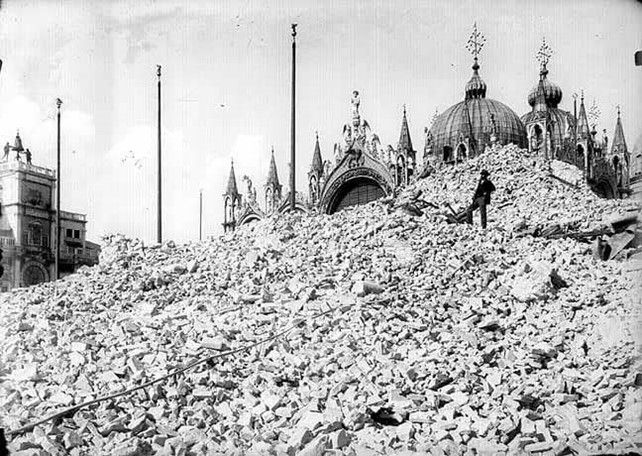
<box><xmin>480</xmin><ymin>169</ymin><xmax>490</xmax><ymax>176</ymax></box>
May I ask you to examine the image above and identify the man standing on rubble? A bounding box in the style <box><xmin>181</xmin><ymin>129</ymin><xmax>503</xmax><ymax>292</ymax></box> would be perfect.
<box><xmin>467</xmin><ymin>169</ymin><xmax>496</xmax><ymax>229</ymax></box>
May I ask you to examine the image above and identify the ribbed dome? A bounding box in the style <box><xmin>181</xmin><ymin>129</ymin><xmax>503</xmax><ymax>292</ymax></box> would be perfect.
<box><xmin>430</xmin><ymin>98</ymin><xmax>527</xmax><ymax>155</ymax></box>
<box><xmin>527</xmin><ymin>69</ymin><xmax>562</xmax><ymax>108</ymax></box>
<box><xmin>465</xmin><ymin>61</ymin><xmax>487</xmax><ymax>100</ymax></box>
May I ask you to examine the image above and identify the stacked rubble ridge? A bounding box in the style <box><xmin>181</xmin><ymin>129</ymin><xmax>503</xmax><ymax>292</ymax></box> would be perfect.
<box><xmin>1</xmin><ymin>144</ymin><xmax>641</xmax><ymax>456</ymax></box>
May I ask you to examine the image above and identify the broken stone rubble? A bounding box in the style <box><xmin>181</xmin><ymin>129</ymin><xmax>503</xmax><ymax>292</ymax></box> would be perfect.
<box><xmin>1</xmin><ymin>144</ymin><xmax>640</xmax><ymax>455</ymax></box>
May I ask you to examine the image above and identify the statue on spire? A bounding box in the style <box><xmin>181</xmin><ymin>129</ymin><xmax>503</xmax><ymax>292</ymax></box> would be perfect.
<box><xmin>351</xmin><ymin>90</ymin><xmax>361</xmax><ymax>124</ymax></box>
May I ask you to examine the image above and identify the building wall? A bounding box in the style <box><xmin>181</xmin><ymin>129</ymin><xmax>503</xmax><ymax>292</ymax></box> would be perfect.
<box><xmin>0</xmin><ymin>160</ymin><xmax>99</xmax><ymax>291</ymax></box>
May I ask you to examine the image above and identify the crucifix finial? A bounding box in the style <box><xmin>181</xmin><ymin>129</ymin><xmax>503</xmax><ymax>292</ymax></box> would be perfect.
<box><xmin>536</xmin><ymin>36</ymin><xmax>553</xmax><ymax>73</ymax></box>
<box><xmin>465</xmin><ymin>22</ymin><xmax>486</xmax><ymax>66</ymax></box>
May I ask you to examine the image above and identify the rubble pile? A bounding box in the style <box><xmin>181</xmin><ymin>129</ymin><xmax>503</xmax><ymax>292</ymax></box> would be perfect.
<box><xmin>1</xmin><ymin>145</ymin><xmax>641</xmax><ymax>456</ymax></box>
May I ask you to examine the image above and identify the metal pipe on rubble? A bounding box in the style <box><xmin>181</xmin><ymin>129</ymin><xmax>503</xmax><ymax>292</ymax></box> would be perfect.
<box><xmin>55</xmin><ymin>98</ymin><xmax>62</xmax><ymax>280</ymax></box>
<box><xmin>290</xmin><ymin>24</ymin><xmax>297</xmax><ymax>211</ymax></box>
<box><xmin>157</xmin><ymin>65</ymin><xmax>162</xmax><ymax>244</ymax></box>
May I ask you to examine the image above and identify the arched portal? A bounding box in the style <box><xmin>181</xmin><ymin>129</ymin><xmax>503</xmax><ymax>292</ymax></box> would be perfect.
<box><xmin>327</xmin><ymin>177</ymin><xmax>385</xmax><ymax>214</ymax></box>
<box><xmin>593</xmin><ymin>179</ymin><xmax>616</xmax><ymax>199</ymax></box>
<box><xmin>456</xmin><ymin>144</ymin><xmax>467</xmax><ymax>161</ymax></box>
<box><xmin>239</xmin><ymin>214</ymin><xmax>260</xmax><ymax>226</ymax></box>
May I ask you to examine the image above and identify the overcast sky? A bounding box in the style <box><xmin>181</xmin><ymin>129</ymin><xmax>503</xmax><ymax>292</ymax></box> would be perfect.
<box><xmin>1</xmin><ymin>0</ymin><xmax>641</xmax><ymax>244</ymax></box>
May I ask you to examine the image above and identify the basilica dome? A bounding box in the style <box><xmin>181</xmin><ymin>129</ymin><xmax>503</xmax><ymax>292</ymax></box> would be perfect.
<box><xmin>527</xmin><ymin>68</ymin><xmax>562</xmax><ymax>108</ymax></box>
<box><xmin>429</xmin><ymin>59</ymin><xmax>527</xmax><ymax>162</ymax></box>
<box><xmin>521</xmin><ymin>64</ymin><xmax>575</xmax><ymax>155</ymax></box>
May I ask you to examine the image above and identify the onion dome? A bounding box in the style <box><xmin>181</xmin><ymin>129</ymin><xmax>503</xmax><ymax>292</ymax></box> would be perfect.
<box><xmin>465</xmin><ymin>60</ymin><xmax>487</xmax><ymax>100</ymax></box>
<box><xmin>527</xmin><ymin>68</ymin><xmax>563</xmax><ymax>108</ymax></box>
<box><xmin>527</xmin><ymin>38</ymin><xmax>562</xmax><ymax>108</ymax></box>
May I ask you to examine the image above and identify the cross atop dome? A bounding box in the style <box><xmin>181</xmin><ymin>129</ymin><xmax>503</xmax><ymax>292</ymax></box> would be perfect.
<box><xmin>536</xmin><ymin>37</ymin><xmax>553</xmax><ymax>73</ymax></box>
<box><xmin>465</xmin><ymin>22</ymin><xmax>486</xmax><ymax>68</ymax></box>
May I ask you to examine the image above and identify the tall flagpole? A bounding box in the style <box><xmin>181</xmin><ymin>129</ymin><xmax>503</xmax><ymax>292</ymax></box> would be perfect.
<box><xmin>290</xmin><ymin>24</ymin><xmax>297</xmax><ymax>211</ymax></box>
<box><xmin>55</xmin><ymin>98</ymin><xmax>62</xmax><ymax>280</ymax></box>
<box><xmin>199</xmin><ymin>189</ymin><xmax>203</xmax><ymax>241</ymax></box>
<box><xmin>157</xmin><ymin>65</ymin><xmax>162</xmax><ymax>243</ymax></box>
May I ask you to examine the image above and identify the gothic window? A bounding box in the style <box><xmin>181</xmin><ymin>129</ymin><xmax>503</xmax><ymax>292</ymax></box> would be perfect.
<box><xmin>408</xmin><ymin>156</ymin><xmax>416</xmax><ymax>179</ymax></box>
<box><xmin>396</xmin><ymin>155</ymin><xmax>406</xmax><ymax>186</ymax></box>
<box><xmin>265</xmin><ymin>188</ymin><xmax>272</xmax><ymax>211</ymax></box>
<box><xmin>456</xmin><ymin>144</ymin><xmax>467</xmax><ymax>161</ymax></box>
<box><xmin>576</xmin><ymin>145</ymin><xmax>585</xmax><ymax>170</ymax></box>
<box><xmin>613</xmin><ymin>156</ymin><xmax>622</xmax><ymax>186</ymax></box>
<box><xmin>224</xmin><ymin>198</ymin><xmax>231</xmax><ymax>223</ymax></box>
<box><xmin>530</xmin><ymin>124</ymin><xmax>544</xmax><ymax>152</ymax></box>
<box><xmin>309</xmin><ymin>176</ymin><xmax>318</xmax><ymax>203</ymax></box>
<box><xmin>443</xmin><ymin>146</ymin><xmax>453</xmax><ymax>163</ymax></box>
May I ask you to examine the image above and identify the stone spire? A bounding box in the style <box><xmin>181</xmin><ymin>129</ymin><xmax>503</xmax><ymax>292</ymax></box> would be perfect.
<box><xmin>311</xmin><ymin>132</ymin><xmax>323</xmax><ymax>176</ymax></box>
<box><xmin>577</xmin><ymin>92</ymin><xmax>590</xmax><ymax>140</ymax></box>
<box><xmin>266</xmin><ymin>148</ymin><xmax>281</xmax><ymax>187</ymax></box>
<box><xmin>265</xmin><ymin>147</ymin><xmax>283</xmax><ymax>214</ymax></box>
<box><xmin>224</xmin><ymin>159</ymin><xmax>239</xmax><ymax>197</ymax></box>
<box><xmin>611</xmin><ymin>106</ymin><xmax>628</xmax><ymax>158</ymax></box>
<box><xmin>398</xmin><ymin>105</ymin><xmax>414</xmax><ymax>152</ymax></box>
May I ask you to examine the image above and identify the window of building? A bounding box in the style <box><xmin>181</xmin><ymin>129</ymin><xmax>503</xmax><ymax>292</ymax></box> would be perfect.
<box><xmin>74</xmin><ymin>229</ymin><xmax>81</xmax><ymax>239</ymax></box>
<box><xmin>66</xmin><ymin>229</ymin><xmax>73</xmax><ymax>238</ymax></box>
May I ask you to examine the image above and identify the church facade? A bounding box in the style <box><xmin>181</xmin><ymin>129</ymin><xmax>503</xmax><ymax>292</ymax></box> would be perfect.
<box><xmin>223</xmin><ymin>26</ymin><xmax>634</xmax><ymax>231</ymax></box>
<box><xmin>0</xmin><ymin>133</ymin><xmax>100</xmax><ymax>291</ymax></box>
<box><xmin>222</xmin><ymin>91</ymin><xmax>416</xmax><ymax>232</ymax></box>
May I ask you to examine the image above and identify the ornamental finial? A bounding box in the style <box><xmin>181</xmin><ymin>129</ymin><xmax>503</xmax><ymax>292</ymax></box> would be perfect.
<box><xmin>291</xmin><ymin>23</ymin><xmax>297</xmax><ymax>39</ymax></box>
<box><xmin>588</xmin><ymin>99</ymin><xmax>601</xmax><ymax>129</ymax></box>
<box><xmin>465</xmin><ymin>22</ymin><xmax>486</xmax><ymax>67</ymax></box>
<box><xmin>616</xmin><ymin>104</ymin><xmax>621</xmax><ymax>118</ymax></box>
<box><xmin>156</xmin><ymin>65</ymin><xmax>161</xmax><ymax>78</ymax></box>
<box><xmin>536</xmin><ymin>36</ymin><xmax>553</xmax><ymax>73</ymax></box>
